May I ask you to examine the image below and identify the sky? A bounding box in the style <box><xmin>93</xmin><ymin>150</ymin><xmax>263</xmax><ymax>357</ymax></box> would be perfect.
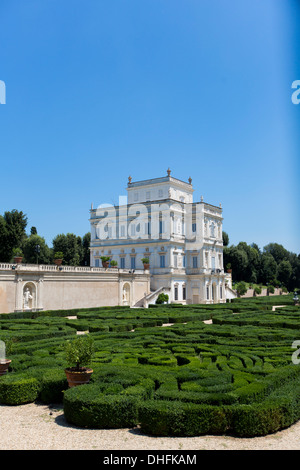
<box><xmin>0</xmin><ymin>0</ymin><xmax>299</xmax><ymax>254</ymax></box>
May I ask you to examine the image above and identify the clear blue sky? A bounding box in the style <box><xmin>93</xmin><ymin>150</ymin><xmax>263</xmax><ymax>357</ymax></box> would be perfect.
<box><xmin>0</xmin><ymin>0</ymin><xmax>299</xmax><ymax>254</ymax></box>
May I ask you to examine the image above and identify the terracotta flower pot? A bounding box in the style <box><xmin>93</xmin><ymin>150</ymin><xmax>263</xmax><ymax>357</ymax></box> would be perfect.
<box><xmin>65</xmin><ymin>367</ymin><xmax>93</xmax><ymax>387</ymax></box>
<box><xmin>143</xmin><ymin>264</ymin><xmax>150</xmax><ymax>270</ymax></box>
<box><xmin>102</xmin><ymin>261</ymin><xmax>109</xmax><ymax>268</ymax></box>
<box><xmin>14</xmin><ymin>257</ymin><xmax>23</xmax><ymax>264</ymax></box>
<box><xmin>0</xmin><ymin>359</ymin><xmax>11</xmax><ymax>376</ymax></box>
<box><xmin>54</xmin><ymin>259</ymin><xmax>63</xmax><ymax>266</ymax></box>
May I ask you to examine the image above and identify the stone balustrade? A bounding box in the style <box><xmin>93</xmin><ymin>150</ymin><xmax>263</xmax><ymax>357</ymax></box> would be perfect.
<box><xmin>0</xmin><ymin>263</ymin><xmax>145</xmax><ymax>275</ymax></box>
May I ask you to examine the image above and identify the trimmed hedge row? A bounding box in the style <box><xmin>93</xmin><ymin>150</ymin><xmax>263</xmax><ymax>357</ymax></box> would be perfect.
<box><xmin>0</xmin><ymin>296</ymin><xmax>299</xmax><ymax>437</ymax></box>
<box><xmin>0</xmin><ymin>367</ymin><xmax>68</xmax><ymax>405</ymax></box>
<box><xmin>63</xmin><ymin>369</ymin><xmax>300</xmax><ymax>437</ymax></box>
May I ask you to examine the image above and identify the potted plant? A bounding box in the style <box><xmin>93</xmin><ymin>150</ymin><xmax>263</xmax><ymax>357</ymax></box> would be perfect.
<box><xmin>226</xmin><ymin>263</ymin><xmax>232</xmax><ymax>273</ymax></box>
<box><xmin>100</xmin><ymin>256</ymin><xmax>110</xmax><ymax>268</ymax></box>
<box><xmin>12</xmin><ymin>247</ymin><xmax>23</xmax><ymax>264</ymax></box>
<box><xmin>54</xmin><ymin>252</ymin><xmax>64</xmax><ymax>266</ymax></box>
<box><xmin>110</xmin><ymin>260</ymin><xmax>118</xmax><ymax>268</ymax></box>
<box><xmin>64</xmin><ymin>335</ymin><xmax>94</xmax><ymax>387</ymax></box>
<box><xmin>141</xmin><ymin>257</ymin><xmax>150</xmax><ymax>270</ymax></box>
<box><xmin>0</xmin><ymin>338</ymin><xmax>14</xmax><ymax>376</ymax></box>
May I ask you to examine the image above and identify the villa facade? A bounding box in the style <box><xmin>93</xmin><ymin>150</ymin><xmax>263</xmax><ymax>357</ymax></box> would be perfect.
<box><xmin>89</xmin><ymin>170</ymin><xmax>228</xmax><ymax>305</ymax></box>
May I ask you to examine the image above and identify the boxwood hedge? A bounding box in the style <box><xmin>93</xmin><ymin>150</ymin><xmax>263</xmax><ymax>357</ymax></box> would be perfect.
<box><xmin>0</xmin><ymin>295</ymin><xmax>300</xmax><ymax>437</ymax></box>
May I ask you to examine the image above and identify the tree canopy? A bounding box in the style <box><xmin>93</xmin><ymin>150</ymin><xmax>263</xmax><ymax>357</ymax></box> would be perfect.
<box><xmin>0</xmin><ymin>209</ymin><xmax>90</xmax><ymax>266</ymax></box>
<box><xmin>224</xmin><ymin>240</ymin><xmax>300</xmax><ymax>290</ymax></box>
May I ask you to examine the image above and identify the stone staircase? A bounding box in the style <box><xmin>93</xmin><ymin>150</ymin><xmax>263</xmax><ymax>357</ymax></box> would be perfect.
<box><xmin>134</xmin><ymin>286</ymin><xmax>171</xmax><ymax>308</ymax></box>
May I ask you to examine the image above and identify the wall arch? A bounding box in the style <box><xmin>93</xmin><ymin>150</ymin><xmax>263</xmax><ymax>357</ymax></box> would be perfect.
<box><xmin>23</xmin><ymin>282</ymin><xmax>37</xmax><ymax>310</ymax></box>
<box><xmin>122</xmin><ymin>282</ymin><xmax>131</xmax><ymax>306</ymax></box>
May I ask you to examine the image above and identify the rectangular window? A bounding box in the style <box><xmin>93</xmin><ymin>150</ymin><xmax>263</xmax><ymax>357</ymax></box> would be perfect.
<box><xmin>192</xmin><ymin>256</ymin><xmax>198</xmax><ymax>268</ymax></box>
<box><xmin>144</xmin><ymin>222</ymin><xmax>151</xmax><ymax>235</ymax></box>
<box><xmin>120</xmin><ymin>257</ymin><xmax>125</xmax><ymax>269</ymax></box>
<box><xmin>159</xmin><ymin>220</ymin><xmax>164</xmax><ymax>234</ymax></box>
<box><xmin>183</xmin><ymin>255</ymin><xmax>186</xmax><ymax>268</ymax></box>
<box><xmin>174</xmin><ymin>254</ymin><xmax>178</xmax><ymax>268</ymax></box>
<box><xmin>183</xmin><ymin>286</ymin><xmax>186</xmax><ymax>300</ymax></box>
<box><xmin>174</xmin><ymin>286</ymin><xmax>178</xmax><ymax>301</ymax></box>
<box><xmin>192</xmin><ymin>223</ymin><xmax>197</xmax><ymax>233</ymax></box>
<box><xmin>120</xmin><ymin>225</ymin><xmax>125</xmax><ymax>238</ymax></box>
<box><xmin>220</xmin><ymin>286</ymin><xmax>222</xmax><ymax>299</ymax></box>
<box><xmin>160</xmin><ymin>255</ymin><xmax>165</xmax><ymax>268</ymax></box>
<box><xmin>207</xmin><ymin>286</ymin><xmax>210</xmax><ymax>300</ymax></box>
<box><xmin>131</xmin><ymin>257</ymin><xmax>136</xmax><ymax>269</ymax></box>
<box><xmin>211</xmin><ymin>256</ymin><xmax>215</xmax><ymax>270</ymax></box>
<box><xmin>95</xmin><ymin>259</ymin><xmax>99</xmax><ymax>267</ymax></box>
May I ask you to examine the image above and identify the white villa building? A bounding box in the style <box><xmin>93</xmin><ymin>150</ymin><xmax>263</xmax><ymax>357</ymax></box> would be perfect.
<box><xmin>89</xmin><ymin>170</ymin><xmax>231</xmax><ymax>305</ymax></box>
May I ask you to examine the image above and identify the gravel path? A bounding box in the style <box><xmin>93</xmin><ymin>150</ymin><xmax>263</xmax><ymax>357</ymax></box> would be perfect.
<box><xmin>1</xmin><ymin>402</ymin><xmax>300</xmax><ymax>450</ymax></box>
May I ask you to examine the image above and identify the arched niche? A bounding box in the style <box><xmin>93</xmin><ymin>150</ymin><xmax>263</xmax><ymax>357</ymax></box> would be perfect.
<box><xmin>122</xmin><ymin>282</ymin><xmax>131</xmax><ymax>306</ymax></box>
<box><xmin>23</xmin><ymin>282</ymin><xmax>37</xmax><ymax>310</ymax></box>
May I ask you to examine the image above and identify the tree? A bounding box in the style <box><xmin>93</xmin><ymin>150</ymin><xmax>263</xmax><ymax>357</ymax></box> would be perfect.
<box><xmin>263</xmin><ymin>243</ymin><xmax>290</xmax><ymax>264</ymax></box>
<box><xmin>30</xmin><ymin>227</ymin><xmax>37</xmax><ymax>235</ymax></box>
<box><xmin>0</xmin><ymin>210</ymin><xmax>27</xmax><ymax>261</ymax></box>
<box><xmin>277</xmin><ymin>260</ymin><xmax>292</xmax><ymax>287</ymax></box>
<box><xmin>222</xmin><ymin>231</ymin><xmax>229</xmax><ymax>247</ymax></box>
<box><xmin>259</xmin><ymin>253</ymin><xmax>278</xmax><ymax>284</ymax></box>
<box><xmin>0</xmin><ymin>216</ymin><xmax>9</xmax><ymax>261</ymax></box>
<box><xmin>287</xmin><ymin>253</ymin><xmax>300</xmax><ymax>291</ymax></box>
<box><xmin>22</xmin><ymin>234</ymin><xmax>51</xmax><ymax>264</ymax></box>
<box><xmin>82</xmin><ymin>232</ymin><xmax>91</xmax><ymax>266</ymax></box>
<box><xmin>52</xmin><ymin>233</ymin><xmax>83</xmax><ymax>266</ymax></box>
<box><xmin>156</xmin><ymin>293</ymin><xmax>169</xmax><ymax>304</ymax></box>
<box><xmin>236</xmin><ymin>281</ymin><xmax>247</xmax><ymax>297</ymax></box>
<box><xmin>223</xmin><ymin>245</ymin><xmax>248</xmax><ymax>281</ymax></box>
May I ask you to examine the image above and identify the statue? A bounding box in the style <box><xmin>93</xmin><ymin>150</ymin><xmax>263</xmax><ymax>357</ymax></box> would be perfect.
<box><xmin>23</xmin><ymin>287</ymin><xmax>33</xmax><ymax>310</ymax></box>
<box><xmin>122</xmin><ymin>285</ymin><xmax>130</xmax><ymax>304</ymax></box>
<box><xmin>128</xmin><ymin>176</ymin><xmax>132</xmax><ymax>184</ymax></box>
<box><xmin>167</xmin><ymin>168</ymin><xmax>171</xmax><ymax>176</ymax></box>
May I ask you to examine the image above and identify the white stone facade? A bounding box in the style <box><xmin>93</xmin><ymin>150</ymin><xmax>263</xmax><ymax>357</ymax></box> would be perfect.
<box><xmin>90</xmin><ymin>171</ymin><xmax>227</xmax><ymax>304</ymax></box>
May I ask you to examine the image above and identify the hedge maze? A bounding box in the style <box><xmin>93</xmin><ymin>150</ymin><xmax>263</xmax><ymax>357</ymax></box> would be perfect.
<box><xmin>1</xmin><ymin>295</ymin><xmax>300</xmax><ymax>437</ymax></box>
